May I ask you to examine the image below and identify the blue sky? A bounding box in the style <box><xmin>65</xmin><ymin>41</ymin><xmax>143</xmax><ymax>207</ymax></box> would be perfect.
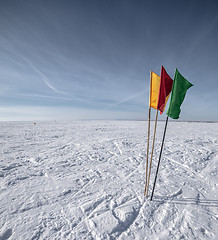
<box><xmin>0</xmin><ymin>0</ymin><xmax>218</xmax><ymax>121</ymax></box>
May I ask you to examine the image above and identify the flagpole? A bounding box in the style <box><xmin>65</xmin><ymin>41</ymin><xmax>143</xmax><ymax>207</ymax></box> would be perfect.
<box><xmin>146</xmin><ymin>108</ymin><xmax>158</xmax><ymax>197</ymax></box>
<box><xmin>144</xmin><ymin>106</ymin><xmax>151</xmax><ymax>196</ymax></box>
<box><xmin>150</xmin><ymin>116</ymin><xmax>169</xmax><ymax>201</ymax></box>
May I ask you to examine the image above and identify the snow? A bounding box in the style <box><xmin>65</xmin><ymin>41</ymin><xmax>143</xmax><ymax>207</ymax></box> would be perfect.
<box><xmin>0</xmin><ymin>120</ymin><xmax>217</xmax><ymax>240</ymax></box>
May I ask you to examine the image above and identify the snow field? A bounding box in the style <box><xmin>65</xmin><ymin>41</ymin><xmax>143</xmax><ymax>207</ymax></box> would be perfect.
<box><xmin>0</xmin><ymin>121</ymin><xmax>217</xmax><ymax>239</ymax></box>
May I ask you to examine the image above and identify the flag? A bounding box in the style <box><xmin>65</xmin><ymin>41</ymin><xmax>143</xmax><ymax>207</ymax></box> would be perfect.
<box><xmin>157</xmin><ymin>66</ymin><xmax>173</xmax><ymax>113</ymax></box>
<box><xmin>167</xmin><ymin>69</ymin><xmax>193</xmax><ymax>119</ymax></box>
<box><xmin>149</xmin><ymin>71</ymin><xmax>160</xmax><ymax>110</ymax></box>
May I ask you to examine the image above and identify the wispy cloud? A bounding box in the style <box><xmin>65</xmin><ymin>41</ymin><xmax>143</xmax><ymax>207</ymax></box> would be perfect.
<box><xmin>0</xmin><ymin>0</ymin><xmax>217</xmax><ymax>121</ymax></box>
<box><xmin>17</xmin><ymin>93</ymin><xmax>72</xmax><ymax>101</ymax></box>
<box><xmin>105</xmin><ymin>90</ymin><xmax>147</xmax><ymax>110</ymax></box>
<box><xmin>17</xmin><ymin>93</ymin><xmax>105</xmax><ymax>107</ymax></box>
<box><xmin>20</xmin><ymin>55</ymin><xmax>68</xmax><ymax>95</ymax></box>
<box><xmin>0</xmin><ymin>40</ymin><xmax>68</xmax><ymax>95</ymax></box>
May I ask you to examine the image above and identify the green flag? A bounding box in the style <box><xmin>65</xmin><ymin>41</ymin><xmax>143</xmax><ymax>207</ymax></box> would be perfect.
<box><xmin>167</xmin><ymin>69</ymin><xmax>193</xmax><ymax>119</ymax></box>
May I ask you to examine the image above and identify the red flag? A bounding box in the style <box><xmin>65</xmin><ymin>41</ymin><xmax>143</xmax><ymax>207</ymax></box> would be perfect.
<box><xmin>157</xmin><ymin>66</ymin><xmax>173</xmax><ymax>113</ymax></box>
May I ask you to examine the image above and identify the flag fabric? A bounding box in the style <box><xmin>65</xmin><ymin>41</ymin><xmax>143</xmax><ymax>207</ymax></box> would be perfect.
<box><xmin>157</xmin><ymin>66</ymin><xmax>173</xmax><ymax>113</ymax></box>
<box><xmin>149</xmin><ymin>71</ymin><xmax>160</xmax><ymax>110</ymax></box>
<box><xmin>167</xmin><ymin>69</ymin><xmax>193</xmax><ymax>119</ymax></box>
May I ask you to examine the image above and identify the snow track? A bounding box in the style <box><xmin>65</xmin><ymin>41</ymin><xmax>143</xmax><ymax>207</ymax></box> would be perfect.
<box><xmin>0</xmin><ymin>121</ymin><xmax>217</xmax><ymax>239</ymax></box>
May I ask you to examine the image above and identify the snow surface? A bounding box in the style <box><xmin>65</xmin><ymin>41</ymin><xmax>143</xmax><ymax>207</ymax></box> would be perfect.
<box><xmin>0</xmin><ymin>120</ymin><xmax>217</xmax><ymax>240</ymax></box>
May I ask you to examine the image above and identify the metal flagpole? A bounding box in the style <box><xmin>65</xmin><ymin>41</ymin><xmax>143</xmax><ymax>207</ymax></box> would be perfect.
<box><xmin>150</xmin><ymin>116</ymin><xmax>169</xmax><ymax>201</ymax></box>
<box><xmin>144</xmin><ymin>107</ymin><xmax>151</xmax><ymax>196</ymax></box>
<box><xmin>146</xmin><ymin>108</ymin><xmax>158</xmax><ymax>197</ymax></box>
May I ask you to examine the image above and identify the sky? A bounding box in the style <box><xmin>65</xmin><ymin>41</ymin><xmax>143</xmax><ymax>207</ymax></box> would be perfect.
<box><xmin>0</xmin><ymin>0</ymin><xmax>218</xmax><ymax>121</ymax></box>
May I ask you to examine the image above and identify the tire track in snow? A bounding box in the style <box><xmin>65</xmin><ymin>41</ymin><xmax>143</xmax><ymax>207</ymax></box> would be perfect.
<box><xmin>116</xmin><ymin>190</ymin><xmax>185</xmax><ymax>239</ymax></box>
<box><xmin>114</xmin><ymin>190</ymin><xmax>146</xmax><ymax>239</ymax></box>
<box><xmin>165</xmin><ymin>156</ymin><xmax>214</xmax><ymax>187</ymax></box>
<box><xmin>39</xmin><ymin>169</ymin><xmax>76</xmax><ymax>239</ymax></box>
<box><xmin>71</xmin><ymin>195</ymin><xmax>113</xmax><ymax>238</ymax></box>
<box><xmin>70</xmin><ymin>179</ymin><xmax>96</xmax><ymax>200</ymax></box>
<box><xmin>113</xmin><ymin>141</ymin><xmax>123</xmax><ymax>156</ymax></box>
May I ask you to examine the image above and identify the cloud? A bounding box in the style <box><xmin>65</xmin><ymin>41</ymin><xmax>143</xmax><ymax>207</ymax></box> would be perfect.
<box><xmin>0</xmin><ymin>106</ymin><xmax>145</xmax><ymax>121</ymax></box>
<box><xmin>20</xmin><ymin>55</ymin><xmax>68</xmax><ymax>95</ymax></box>
<box><xmin>105</xmin><ymin>90</ymin><xmax>147</xmax><ymax>110</ymax></box>
<box><xmin>17</xmin><ymin>93</ymin><xmax>72</xmax><ymax>101</ymax></box>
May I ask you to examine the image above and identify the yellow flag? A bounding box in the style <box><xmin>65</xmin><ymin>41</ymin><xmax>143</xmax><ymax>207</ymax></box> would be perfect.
<box><xmin>149</xmin><ymin>71</ymin><xmax>160</xmax><ymax>109</ymax></box>
<box><xmin>162</xmin><ymin>94</ymin><xmax>170</xmax><ymax>112</ymax></box>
